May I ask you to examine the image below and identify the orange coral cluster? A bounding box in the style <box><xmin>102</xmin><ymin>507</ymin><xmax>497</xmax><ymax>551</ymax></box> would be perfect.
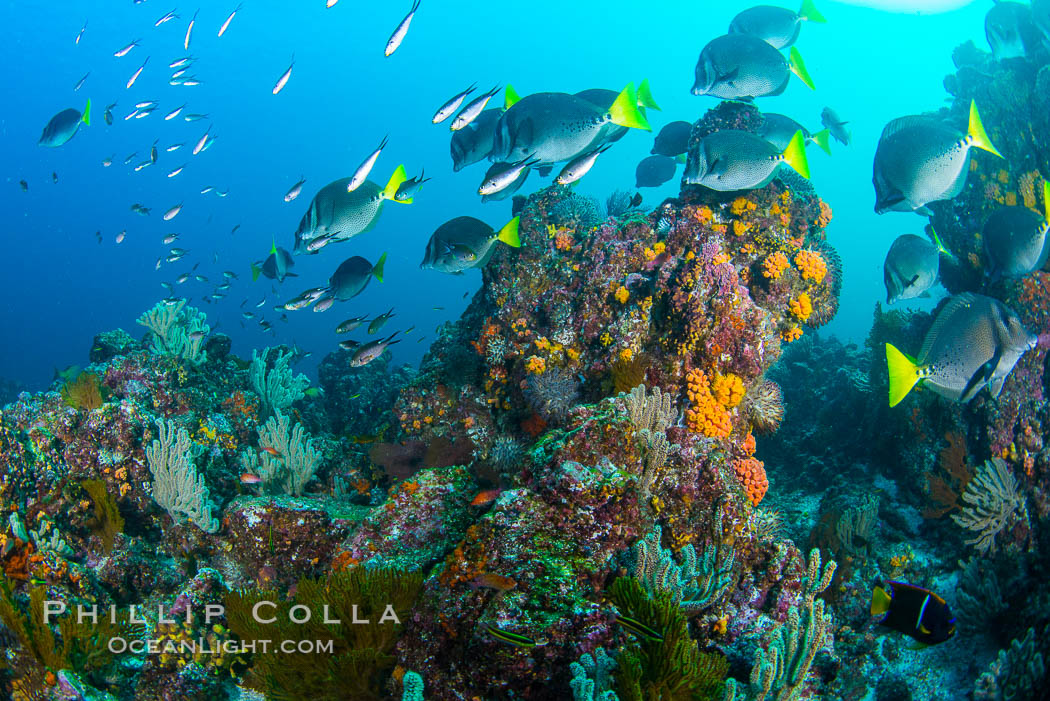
<box><xmin>554</xmin><ymin>230</ymin><xmax>573</xmax><ymax>251</ymax></box>
<box><xmin>524</xmin><ymin>356</ymin><xmax>546</xmax><ymax>374</ymax></box>
<box><xmin>817</xmin><ymin>199</ymin><xmax>833</xmax><ymax>228</ymax></box>
<box><xmin>711</xmin><ymin>373</ymin><xmax>745</xmax><ymax>408</ymax></box>
<box><xmin>762</xmin><ymin>252</ymin><xmax>790</xmax><ymax>280</ymax></box>
<box><xmin>794</xmin><ymin>250</ymin><xmax>827</xmax><ymax>283</ymax></box>
<box><xmin>734</xmin><ymin>457</ymin><xmax>768</xmax><ymax>505</ymax></box>
<box><xmin>731</xmin><ymin>196</ymin><xmax>757</xmax><ymax>215</ymax></box>
<box><xmin>684</xmin><ymin>369</ymin><xmax>732</xmax><ymax>438</ymax></box>
<box><xmin>789</xmin><ymin>293</ymin><xmax>812</xmax><ymax>321</ymax></box>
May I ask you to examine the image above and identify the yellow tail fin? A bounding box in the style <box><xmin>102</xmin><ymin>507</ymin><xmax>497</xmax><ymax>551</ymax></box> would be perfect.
<box><xmin>781</xmin><ymin>131</ymin><xmax>811</xmax><ymax>179</ymax></box>
<box><xmin>788</xmin><ymin>47</ymin><xmax>815</xmax><ymax>90</ymax></box>
<box><xmin>382</xmin><ymin>165</ymin><xmax>409</xmax><ymax>202</ymax></box>
<box><xmin>496</xmin><ymin>216</ymin><xmax>521</xmax><ymax>247</ymax></box>
<box><xmin>931</xmin><ymin>227</ymin><xmax>951</xmax><ymax>257</ymax></box>
<box><xmin>372</xmin><ymin>252</ymin><xmax>387</xmax><ymax>282</ymax></box>
<box><xmin>1043</xmin><ymin>181</ymin><xmax>1050</xmax><ymax>223</ymax></box>
<box><xmin>82</xmin><ymin>98</ymin><xmax>92</xmax><ymax>126</ymax></box>
<box><xmin>871</xmin><ymin>586</ymin><xmax>892</xmax><ymax>616</ymax></box>
<box><xmin>637</xmin><ymin>79</ymin><xmax>661</xmax><ymax>111</ymax></box>
<box><xmin>967</xmin><ymin>100</ymin><xmax>1002</xmax><ymax>158</ymax></box>
<box><xmin>799</xmin><ymin>0</ymin><xmax>826</xmax><ymax>23</ymax></box>
<box><xmin>504</xmin><ymin>84</ymin><xmax>520</xmax><ymax>111</ymax></box>
<box><xmin>811</xmin><ymin>128</ymin><xmax>832</xmax><ymax>156</ymax></box>
<box><xmin>886</xmin><ymin>342</ymin><xmax>920</xmax><ymax>407</ymax></box>
<box><xmin>609</xmin><ymin>84</ymin><xmax>651</xmax><ymax>131</ymax></box>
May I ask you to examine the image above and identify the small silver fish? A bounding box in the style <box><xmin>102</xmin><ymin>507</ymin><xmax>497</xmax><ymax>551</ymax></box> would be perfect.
<box><xmin>555</xmin><ymin>144</ymin><xmax>611</xmax><ymax>185</ymax></box>
<box><xmin>368</xmin><ymin>308</ymin><xmax>395</xmax><ymax>334</ymax></box>
<box><xmin>183</xmin><ymin>113</ymin><xmax>208</xmax><ymax>121</ymax></box>
<box><xmin>167</xmin><ymin>165</ymin><xmax>185</xmax><ymax>178</ymax></box>
<box><xmin>273</xmin><ymin>56</ymin><xmax>294</xmax><ymax>95</ymax></box>
<box><xmin>163</xmin><ymin>203</ymin><xmax>183</xmax><ymax>221</ymax></box>
<box><xmin>284</xmin><ymin>176</ymin><xmax>306</xmax><ymax>202</ymax></box>
<box><xmin>193</xmin><ymin>127</ymin><xmax>210</xmax><ymax>155</ymax></box>
<box><xmin>127</xmin><ymin>57</ymin><xmax>148</xmax><ymax>89</ymax></box>
<box><xmin>350</xmin><ymin>332</ymin><xmax>400</xmax><ymax>367</ymax></box>
<box><xmin>167</xmin><ymin>143</ymin><xmax>184</xmax><ymax>152</ymax></box>
<box><xmin>336</xmin><ymin>316</ymin><xmax>369</xmax><ymax>334</ymax></box>
<box><xmin>156</xmin><ymin>10</ymin><xmax>179</xmax><ymax>27</ymax></box>
<box><xmin>218</xmin><ymin>3</ymin><xmax>243</xmax><ymax>38</ymax></box>
<box><xmin>384</xmin><ymin>0</ymin><xmax>421</xmax><ymax>57</ymax></box>
<box><xmin>73</xmin><ymin>72</ymin><xmax>89</xmax><ymax>91</ymax></box>
<box><xmin>184</xmin><ymin>10</ymin><xmax>198</xmax><ymax>50</ymax></box>
<box><xmin>164</xmin><ymin>104</ymin><xmax>185</xmax><ymax>120</ymax></box>
<box><xmin>102</xmin><ymin>156</ymin><xmax>113</xmax><ymax>167</ymax></box>
<box><xmin>432</xmin><ymin>83</ymin><xmax>476</xmax><ymax>124</ymax></box>
<box><xmin>451</xmin><ymin>86</ymin><xmax>500</xmax><ymax>131</ymax></box>
<box><xmin>169</xmin><ymin>56</ymin><xmax>192</xmax><ymax>69</ymax></box>
<box><xmin>75</xmin><ymin>21</ymin><xmax>87</xmax><ymax>45</ymax></box>
<box><xmin>163</xmin><ymin>234</ymin><xmax>180</xmax><ymax>244</ymax></box>
<box><xmin>479</xmin><ymin>157</ymin><xmax>537</xmax><ymax>196</ymax></box>
<box><xmin>115</xmin><ymin>230</ymin><xmax>126</xmax><ymax>244</ymax></box>
<box><xmin>348</xmin><ymin>136</ymin><xmax>388</xmax><ymax>192</ymax></box>
<box><xmin>114</xmin><ymin>39</ymin><xmax>140</xmax><ymax>58</ymax></box>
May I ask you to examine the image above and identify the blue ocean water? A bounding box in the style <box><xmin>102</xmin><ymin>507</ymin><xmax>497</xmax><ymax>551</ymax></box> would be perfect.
<box><xmin>1</xmin><ymin>0</ymin><xmax>988</xmax><ymax>388</ymax></box>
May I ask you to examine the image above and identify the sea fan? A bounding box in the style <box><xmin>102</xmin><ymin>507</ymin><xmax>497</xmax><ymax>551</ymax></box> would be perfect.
<box><xmin>524</xmin><ymin>367</ymin><xmax>580</xmax><ymax>424</ymax></box>
<box><xmin>746</xmin><ymin>379</ymin><xmax>784</xmax><ymax>434</ymax></box>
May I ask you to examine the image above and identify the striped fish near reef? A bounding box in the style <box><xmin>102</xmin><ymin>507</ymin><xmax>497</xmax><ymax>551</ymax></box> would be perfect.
<box><xmin>485</xmin><ymin>625</ymin><xmax>538</xmax><ymax>647</ymax></box>
<box><xmin>871</xmin><ymin>580</ymin><xmax>956</xmax><ymax>646</ymax></box>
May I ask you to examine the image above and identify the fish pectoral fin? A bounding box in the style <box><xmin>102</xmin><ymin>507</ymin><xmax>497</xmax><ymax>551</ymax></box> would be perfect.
<box><xmin>989</xmin><ymin>374</ymin><xmax>1008</xmax><ymax>398</ymax></box>
<box><xmin>960</xmin><ymin>350</ymin><xmax>1001</xmax><ymax>403</ymax></box>
<box><xmin>707</xmin><ymin>157</ymin><xmax>727</xmax><ymax>178</ymax></box>
<box><xmin>903</xmin><ymin>273</ymin><xmax>920</xmax><ymax>289</ymax></box>
<box><xmin>716</xmin><ymin>67</ymin><xmax>739</xmax><ymax>86</ymax></box>
<box><xmin>919</xmin><ymin>624</ymin><xmax>932</xmax><ymax>635</ymax></box>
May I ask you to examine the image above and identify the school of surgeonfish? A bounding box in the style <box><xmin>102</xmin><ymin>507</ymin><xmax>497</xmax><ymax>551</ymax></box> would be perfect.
<box><xmin>26</xmin><ymin>0</ymin><xmax>1047</xmax><ymax>384</ymax></box>
<box><xmin>878</xmin><ymin>2</ymin><xmax>1050</xmax><ymax>409</ymax></box>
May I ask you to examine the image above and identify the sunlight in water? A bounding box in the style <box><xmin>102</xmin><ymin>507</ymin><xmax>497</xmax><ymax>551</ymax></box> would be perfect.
<box><xmin>831</xmin><ymin>0</ymin><xmax>973</xmax><ymax>12</ymax></box>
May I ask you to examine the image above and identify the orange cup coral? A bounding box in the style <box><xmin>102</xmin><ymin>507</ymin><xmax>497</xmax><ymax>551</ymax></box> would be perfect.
<box><xmin>685</xmin><ymin>369</ymin><xmax>732</xmax><ymax>438</ymax></box>
<box><xmin>794</xmin><ymin>250</ymin><xmax>827</xmax><ymax>284</ymax></box>
<box><xmin>734</xmin><ymin>457</ymin><xmax>768</xmax><ymax>505</ymax></box>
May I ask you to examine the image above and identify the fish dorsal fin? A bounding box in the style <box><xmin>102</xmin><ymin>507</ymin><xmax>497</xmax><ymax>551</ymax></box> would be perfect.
<box><xmin>918</xmin><ymin>293</ymin><xmax>978</xmax><ymax>363</ymax></box>
<box><xmin>879</xmin><ymin>115</ymin><xmax>940</xmax><ymax>141</ymax></box>
<box><xmin>871</xmin><ymin>585</ymin><xmax>892</xmax><ymax>616</ymax></box>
